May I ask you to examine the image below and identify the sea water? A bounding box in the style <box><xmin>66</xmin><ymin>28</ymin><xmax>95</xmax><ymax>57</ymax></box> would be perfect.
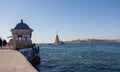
<box><xmin>36</xmin><ymin>43</ymin><xmax>120</xmax><ymax>72</ymax></box>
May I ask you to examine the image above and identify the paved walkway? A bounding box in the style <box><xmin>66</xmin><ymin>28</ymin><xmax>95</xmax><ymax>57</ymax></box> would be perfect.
<box><xmin>0</xmin><ymin>50</ymin><xmax>37</xmax><ymax>72</ymax></box>
<box><xmin>0</xmin><ymin>45</ymin><xmax>15</xmax><ymax>50</ymax></box>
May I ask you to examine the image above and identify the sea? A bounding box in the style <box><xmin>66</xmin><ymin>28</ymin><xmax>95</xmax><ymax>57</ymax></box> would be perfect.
<box><xmin>36</xmin><ymin>42</ymin><xmax>120</xmax><ymax>72</ymax></box>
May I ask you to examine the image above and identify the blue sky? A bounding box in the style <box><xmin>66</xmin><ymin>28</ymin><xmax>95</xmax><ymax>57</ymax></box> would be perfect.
<box><xmin>0</xmin><ymin>0</ymin><xmax>120</xmax><ymax>43</ymax></box>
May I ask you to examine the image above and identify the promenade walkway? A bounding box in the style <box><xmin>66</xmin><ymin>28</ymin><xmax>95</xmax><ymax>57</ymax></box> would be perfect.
<box><xmin>0</xmin><ymin>50</ymin><xmax>37</xmax><ymax>72</ymax></box>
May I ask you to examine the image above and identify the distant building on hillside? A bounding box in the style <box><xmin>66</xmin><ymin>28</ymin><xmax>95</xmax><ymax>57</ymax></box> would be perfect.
<box><xmin>10</xmin><ymin>19</ymin><xmax>33</xmax><ymax>48</ymax></box>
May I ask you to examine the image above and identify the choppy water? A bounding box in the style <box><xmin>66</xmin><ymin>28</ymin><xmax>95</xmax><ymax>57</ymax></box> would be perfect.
<box><xmin>36</xmin><ymin>43</ymin><xmax>120</xmax><ymax>72</ymax></box>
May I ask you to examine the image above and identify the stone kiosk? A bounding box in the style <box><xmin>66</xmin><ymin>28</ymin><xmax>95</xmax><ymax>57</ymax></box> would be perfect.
<box><xmin>10</xmin><ymin>19</ymin><xmax>33</xmax><ymax>48</ymax></box>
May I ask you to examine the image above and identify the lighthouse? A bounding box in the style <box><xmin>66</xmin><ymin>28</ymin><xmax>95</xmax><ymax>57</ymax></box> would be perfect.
<box><xmin>10</xmin><ymin>19</ymin><xmax>33</xmax><ymax>48</ymax></box>
<box><xmin>54</xmin><ymin>35</ymin><xmax>60</xmax><ymax>44</ymax></box>
<box><xmin>54</xmin><ymin>33</ymin><xmax>64</xmax><ymax>45</ymax></box>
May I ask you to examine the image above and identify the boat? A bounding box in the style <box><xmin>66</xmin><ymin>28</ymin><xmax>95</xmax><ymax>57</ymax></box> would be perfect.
<box><xmin>17</xmin><ymin>44</ymin><xmax>40</xmax><ymax>66</ymax></box>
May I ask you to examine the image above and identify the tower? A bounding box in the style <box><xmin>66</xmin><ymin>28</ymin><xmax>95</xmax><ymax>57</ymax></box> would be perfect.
<box><xmin>10</xmin><ymin>19</ymin><xmax>33</xmax><ymax>48</ymax></box>
<box><xmin>54</xmin><ymin>31</ymin><xmax>63</xmax><ymax>45</ymax></box>
<box><xmin>54</xmin><ymin>35</ymin><xmax>60</xmax><ymax>44</ymax></box>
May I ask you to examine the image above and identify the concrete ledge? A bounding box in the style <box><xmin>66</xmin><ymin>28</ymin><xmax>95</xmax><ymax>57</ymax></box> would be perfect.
<box><xmin>0</xmin><ymin>50</ymin><xmax>37</xmax><ymax>72</ymax></box>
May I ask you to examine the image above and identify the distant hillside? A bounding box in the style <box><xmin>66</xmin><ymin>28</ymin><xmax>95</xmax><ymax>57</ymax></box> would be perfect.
<box><xmin>65</xmin><ymin>39</ymin><xmax>120</xmax><ymax>43</ymax></box>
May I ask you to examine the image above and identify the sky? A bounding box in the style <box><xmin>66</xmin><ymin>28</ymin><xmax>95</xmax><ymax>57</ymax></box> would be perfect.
<box><xmin>0</xmin><ymin>0</ymin><xmax>120</xmax><ymax>43</ymax></box>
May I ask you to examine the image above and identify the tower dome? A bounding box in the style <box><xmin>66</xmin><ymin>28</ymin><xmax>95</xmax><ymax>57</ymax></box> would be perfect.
<box><xmin>14</xmin><ymin>19</ymin><xmax>33</xmax><ymax>31</ymax></box>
